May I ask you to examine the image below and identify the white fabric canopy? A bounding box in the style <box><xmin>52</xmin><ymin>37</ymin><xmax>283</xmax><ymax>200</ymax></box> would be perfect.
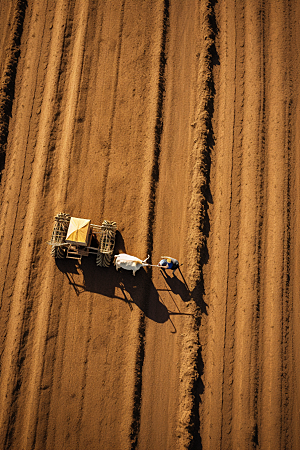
<box><xmin>66</xmin><ymin>217</ymin><xmax>90</xmax><ymax>244</ymax></box>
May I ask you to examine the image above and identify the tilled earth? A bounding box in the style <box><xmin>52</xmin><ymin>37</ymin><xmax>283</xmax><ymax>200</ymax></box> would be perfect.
<box><xmin>0</xmin><ymin>1</ymin><xmax>299</xmax><ymax>449</ymax></box>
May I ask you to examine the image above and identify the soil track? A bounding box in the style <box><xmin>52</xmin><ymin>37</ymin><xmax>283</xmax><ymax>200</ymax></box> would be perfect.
<box><xmin>0</xmin><ymin>1</ymin><xmax>299</xmax><ymax>449</ymax></box>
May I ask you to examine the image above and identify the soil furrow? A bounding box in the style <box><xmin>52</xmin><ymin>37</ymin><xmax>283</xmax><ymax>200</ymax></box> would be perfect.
<box><xmin>47</xmin><ymin>2</ymin><xmax>169</xmax><ymax>449</ymax></box>
<box><xmin>100</xmin><ymin>0</ymin><xmax>125</xmax><ymax>219</ymax></box>
<box><xmin>200</xmin><ymin>0</ymin><xmax>235</xmax><ymax>447</ymax></box>
<box><xmin>231</xmin><ymin>2</ymin><xmax>262</xmax><ymax>447</ymax></box>
<box><xmin>129</xmin><ymin>2</ymin><xmax>169</xmax><ymax>447</ymax></box>
<box><xmin>0</xmin><ymin>0</ymin><xmax>27</xmax><ymax>182</ymax></box>
<box><xmin>0</xmin><ymin>1</ymin><xmax>68</xmax><ymax>446</ymax></box>
<box><xmin>19</xmin><ymin>3</ymin><xmax>89</xmax><ymax>449</ymax></box>
<box><xmin>281</xmin><ymin>6</ymin><xmax>294</xmax><ymax>448</ymax></box>
<box><xmin>177</xmin><ymin>0</ymin><xmax>217</xmax><ymax>447</ymax></box>
<box><xmin>0</xmin><ymin>2</ymin><xmax>13</xmax><ymax>78</ymax></box>
<box><xmin>220</xmin><ymin>1</ymin><xmax>244</xmax><ymax>443</ymax></box>
<box><xmin>129</xmin><ymin>316</ymin><xmax>146</xmax><ymax>450</ymax></box>
<box><xmin>0</xmin><ymin>0</ymin><xmax>47</xmax><ymax>308</ymax></box>
<box><xmin>254</xmin><ymin>3</ymin><xmax>267</xmax><ymax>445</ymax></box>
<box><xmin>145</xmin><ymin>0</ymin><xmax>169</xmax><ymax>257</ymax></box>
<box><xmin>259</xmin><ymin>2</ymin><xmax>286</xmax><ymax>447</ymax></box>
<box><xmin>135</xmin><ymin>1</ymin><xmax>216</xmax><ymax>448</ymax></box>
<box><xmin>291</xmin><ymin>1</ymin><xmax>300</xmax><ymax>444</ymax></box>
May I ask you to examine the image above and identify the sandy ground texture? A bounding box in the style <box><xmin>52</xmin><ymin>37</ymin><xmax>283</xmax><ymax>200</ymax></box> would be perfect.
<box><xmin>0</xmin><ymin>1</ymin><xmax>299</xmax><ymax>449</ymax></box>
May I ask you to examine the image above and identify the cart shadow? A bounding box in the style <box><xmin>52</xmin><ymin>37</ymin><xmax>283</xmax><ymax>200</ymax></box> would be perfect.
<box><xmin>56</xmin><ymin>256</ymin><xmax>170</xmax><ymax>324</ymax></box>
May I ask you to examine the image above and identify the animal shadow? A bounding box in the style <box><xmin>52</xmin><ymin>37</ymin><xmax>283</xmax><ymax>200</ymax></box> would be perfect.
<box><xmin>56</xmin><ymin>256</ymin><xmax>169</xmax><ymax>324</ymax></box>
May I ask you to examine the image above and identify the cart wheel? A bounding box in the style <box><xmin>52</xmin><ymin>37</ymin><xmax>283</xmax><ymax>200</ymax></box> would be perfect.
<box><xmin>96</xmin><ymin>252</ymin><xmax>113</xmax><ymax>267</ymax></box>
<box><xmin>102</xmin><ymin>220</ymin><xmax>117</xmax><ymax>230</ymax></box>
<box><xmin>102</xmin><ymin>253</ymin><xmax>112</xmax><ymax>267</ymax></box>
<box><xmin>55</xmin><ymin>212</ymin><xmax>71</xmax><ymax>222</ymax></box>
<box><xmin>51</xmin><ymin>245</ymin><xmax>66</xmax><ymax>258</ymax></box>
<box><xmin>96</xmin><ymin>253</ymin><xmax>104</xmax><ymax>267</ymax></box>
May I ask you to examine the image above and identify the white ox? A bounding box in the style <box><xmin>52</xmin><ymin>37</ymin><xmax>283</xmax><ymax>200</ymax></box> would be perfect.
<box><xmin>114</xmin><ymin>253</ymin><xmax>150</xmax><ymax>276</ymax></box>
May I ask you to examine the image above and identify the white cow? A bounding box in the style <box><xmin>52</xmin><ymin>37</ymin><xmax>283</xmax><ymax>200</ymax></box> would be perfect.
<box><xmin>114</xmin><ymin>253</ymin><xmax>150</xmax><ymax>276</ymax></box>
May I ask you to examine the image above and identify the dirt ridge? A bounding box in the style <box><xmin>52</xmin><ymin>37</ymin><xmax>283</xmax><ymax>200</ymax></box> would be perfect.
<box><xmin>22</xmin><ymin>3</ymin><xmax>90</xmax><ymax>448</ymax></box>
<box><xmin>0</xmin><ymin>2</ymin><xmax>72</xmax><ymax>447</ymax></box>
<box><xmin>176</xmin><ymin>1</ymin><xmax>217</xmax><ymax>448</ymax></box>
<box><xmin>0</xmin><ymin>0</ymin><xmax>27</xmax><ymax>181</ymax></box>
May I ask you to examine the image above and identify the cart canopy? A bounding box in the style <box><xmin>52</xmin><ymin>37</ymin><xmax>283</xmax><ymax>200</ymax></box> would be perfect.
<box><xmin>66</xmin><ymin>217</ymin><xmax>91</xmax><ymax>245</ymax></box>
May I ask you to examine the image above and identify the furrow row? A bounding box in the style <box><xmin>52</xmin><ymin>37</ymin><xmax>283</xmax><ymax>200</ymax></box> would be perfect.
<box><xmin>20</xmin><ymin>2</ymin><xmax>89</xmax><ymax>449</ymax></box>
<box><xmin>201</xmin><ymin>1</ymin><xmax>295</xmax><ymax>449</ymax></box>
<box><xmin>0</xmin><ymin>1</ymin><xmax>73</xmax><ymax>448</ymax></box>
<box><xmin>129</xmin><ymin>1</ymin><xmax>169</xmax><ymax>447</ymax></box>
<box><xmin>0</xmin><ymin>0</ymin><xmax>27</xmax><ymax>182</ymax></box>
<box><xmin>176</xmin><ymin>0</ymin><xmax>217</xmax><ymax>448</ymax></box>
<box><xmin>200</xmin><ymin>0</ymin><xmax>236</xmax><ymax>446</ymax></box>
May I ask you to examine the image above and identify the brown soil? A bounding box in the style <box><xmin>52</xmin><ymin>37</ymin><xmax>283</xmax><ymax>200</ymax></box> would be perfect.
<box><xmin>0</xmin><ymin>1</ymin><xmax>299</xmax><ymax>449</ymax></box>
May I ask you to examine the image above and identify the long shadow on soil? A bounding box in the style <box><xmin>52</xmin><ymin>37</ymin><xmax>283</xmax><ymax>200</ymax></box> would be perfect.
<box><xmin>56</xmin><ymin>256</ymin><xmax>170</xmax><ymax>324</ymax></box>
<box><xmin>159</xmin><ymin>268</ymin><xmax>193</xmax><ymax>303</ymax></box>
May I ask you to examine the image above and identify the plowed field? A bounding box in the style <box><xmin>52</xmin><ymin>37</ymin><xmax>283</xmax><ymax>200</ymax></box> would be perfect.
<box><xmin>0</xmin><ymin>1</ymin><xmax>299</xmax><ymax>449</ymax></box>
